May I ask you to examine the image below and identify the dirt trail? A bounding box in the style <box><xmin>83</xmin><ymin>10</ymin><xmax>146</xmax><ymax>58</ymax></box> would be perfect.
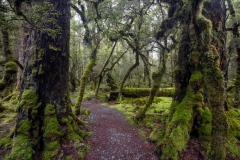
<box><xmin>82</xmin><ymin>102</ymin><xmax>158</xmax><ymax>160</ymax></box>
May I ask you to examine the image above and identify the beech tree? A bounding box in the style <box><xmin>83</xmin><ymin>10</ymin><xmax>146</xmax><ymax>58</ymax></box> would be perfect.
<box><xmin>158</xmin><ymin>0</ymin><xmax>228</xmax><ymax>159</ymax></box>
<box><xmin>8</xmin><ymin>0</ymin><xmax>85</xmax><ymax>159</ymax></box>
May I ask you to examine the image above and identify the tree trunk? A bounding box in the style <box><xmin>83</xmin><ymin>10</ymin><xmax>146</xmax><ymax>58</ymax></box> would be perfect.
<box><xmin>0</xmin><ymin>29</ymin><xmax>18</xmax><ymax>97</ymax></box>
<box><xmin>135</xmin><ymin>62</ymin><xmax>166</xmax><ymax>121</ymax></box>
<box><xmin>226</xmin><ymin>0</ymin><xmax>240</xmax><ymax>107</ymax></box>
<box><xmin>9</xmin><ymin>1</ymin><xmax>85</xmax><ymax>159</ymax></box>
<box><xmin>74</xmin><ymin>41</ymin><xmax>100</xmax><ymax>115</ymax></box>
<box><xmin>117</xmin><ymin>51</ymin><xmax>139</xmax><ymax>101</ymax></box>
<box><xmin>75</xmin><ymin>58</ymin><xmax>96</xmax><ymax>115</ymax></box>
<box><xmin>158</xmin><ymin>1</ymin><xmax>228</xmax><ymax>159</ymax></box>
<box><xmin>135</xmin><ymin>44</ymin><xmax>167</xmax><ymax>121</ymax></box>
<box><xmin>204</xmin><ymin>0</ymin><xmax>228</xmax><ymax>110</ymax></box>
<box><xmin>95</xmin><ymin>41</ymin><xmax>117</xmax><ymax>96</ymax></box>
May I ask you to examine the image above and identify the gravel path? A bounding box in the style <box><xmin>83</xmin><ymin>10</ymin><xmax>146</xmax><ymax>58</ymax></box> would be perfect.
<box><xmin>82</xmin><ymin>102</ymin><xmax>158</xmax><ymax>160</ymax></box>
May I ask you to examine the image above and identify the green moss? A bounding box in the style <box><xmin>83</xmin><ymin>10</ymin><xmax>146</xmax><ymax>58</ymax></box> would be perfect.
<box><xmin>8</xmin><ymin>135</ymin><xmax>33</xmax><ymax>160</ymax></box>
<box><xmin>0</xmin><ymin>136</ymin><xmax>12</xmax><ymax>149</ymax></box>
<box><xmin>66</xmin><ymin>156</ymin><xmax>73</xmax><ymax>160</ymax></box>
<box><xmin>196</xmin><ymin>16</ymin><xmax>212</xmax><ymax>31</ymax></box>
<box><xmin>43</xmin><ymin>141</ymin><xmax>60</xmax><ymax>160</ymax></box>
<box><xmin>43</xmin><ymin>104</ymin><xmax>62</xmax><ymax>140</ymax></box>
<box><xmin>121</xmin><ymin>88</ymin><xmax>174</xmax><ymax>98</ymax></box>
<box><xmin>43</xmin><ymin>117</ymin><xmax>62</xmax><ymax>139</ymax></box>
<box><xmin>160</xmin><ymin>78</ymin><xmax>204</xmax><ymax>159</ymax></box>
<box><xmin>189</xmin><ymin>71</ymin><xmax>203</xmax><ymax>84</ymax></box>
<box><xmin>42</xmin><ymin>104</ymin><xmax>62</xmax><ymax>160</ymax></box>
<box><xmin>64</xmin><ymin>116</ymin><xmax>84</xmax><ymax>142</ymax></box>
<box><xmin>61</xmin><ymin>117</ymin><xmax>68</xmax><ymax>123</ymax></box>
<box><xmin>149</xmin><ymin>129</ymin><xmax>165</xmax><ymax>142</ymax></box>
<box><xmin>17</xmin><ymin>119</ymin><xmax>30</xmax><ymax>135</ymax></box>
<box><xmin>202</xmin><ymin>108</ymin><xmax>212</xmax><ymax>123</ymax></box>
<box><xmin>44</xmin><ymin>141</ymin><xmax>59</xmax><ymax>151</ymax></box>
<box><xmin>20</xmin><ymin>90</ymin><xmax>39</xmax><ymax>112</ymax></box>
<box><xmin>137</xmin><ymin>129</ymin><xmax>147</xmax><ymax>140</ymax></box>
<box><xmin>226</xmin><ymin>108</ymin><xmax>240</xmax><ymax>138</ymax></box>
<box><xmin>75</xmin><ymin>140</ymin><xmax>90</xmax><ymax>160</ymax></box>
<box><xmin>227</xmin><ymin>137</ymin><xmax>240</xmax><ymax>158</ymax></box>
<box><xmin>44</xmin><ymin>104</ymin><xmax>56</xmax><ymax>116</ymax></box>
<box><xmin>5</xmin><ymin>61</ymin><xmax>17</xmax><ymax>74</ymax></box>
<box><xmin>75</xmin><ymin>59</ymin><xmax>95</xmax><ymax>115</ymax></box>
<box><xmin>81</xmin><ymin>109</ymin><xmax>91</xmax><ymax>116</ymax></box>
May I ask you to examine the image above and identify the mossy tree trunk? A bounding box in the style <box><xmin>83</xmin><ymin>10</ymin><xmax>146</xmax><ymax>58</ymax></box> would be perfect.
<box><xmin>75</xmin><ymin>59</ymin><xmax>95</xmax><ymax>115</ymax></box>
<box><xmin>135</xmin><ymin>47</ymin><xmax>166</xmax><ymax>121</ymax></box>
<box><xmin>204</xmin><ymin>0</ymin><xmax>228</xmax><ymax>110</ymax></box>
<box><xmin>0</xmin><ymin>29</ymin><xmax>18</xmax><ymax>97</ymax></box>
<box><xmin>0</xmin><ymin>10</ymin><xmax>23</xmax><ymax>97</ymax></box>
<box><xmin>226</xmin><ymin>0</ymin><xmax>240</xmax><ymax>107</ymax></box>
<box><xmin>106</xmin><ymin>72</ymin><xmax>118</xmax><ymax>91</ymax></box>
<box><xmin>158</xmin><ymin>1</ymin><xmax>228</xmax><ymax>159</ymax></box>
<box><xmin>74</xmin><ymin>44</ymin><xmax>99</xmax><ymax>115</ymax></box>
<box><xmin>95</xmin><ymin>41</ymin><xmax>117</xmax><ymax>96</ymax></box>
<box><xmin>72</xmin><ymin>1</ymin><xmax>103</xmax><ymax>115</ymax></box>
<box><xmin>117</xmin><ymin>50</ymin><xmax>140</xmax><ymax>101</ymax></box>
<box><xmin>9</xmin><ymin>1</ymin><xmax>85</xmax><ymax>159</ymax></box>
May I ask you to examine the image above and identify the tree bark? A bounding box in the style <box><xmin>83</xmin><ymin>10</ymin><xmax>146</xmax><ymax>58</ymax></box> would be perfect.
<box><xmin>95</xmin><ymin>41</ymin><xmax>117</xmax><ymax>96</ymax></box>
<box><xmin>117</xmin><ymin>51</ymin><xmax>139</xmax><ymax>101</ymax></box>
<box><xmin>158</xmin><ymin>1</ymin><xmax>228</xmax><ymax>159</ymax></box>
<box><xmin>74</xmin><ymin>41</ymin><xmax>100</xmax><ymax>115</ymax></box>
<box><xmin>0</xmin><ymin>10</ymin><xmax>20</xmax><ymax>97</ymax></box>
<box><xmin>226</xmin><ymin>0</ymin><xmax>240</xmax><ymax>107</ymax></box>
<box><xmin>135</xmin><ymin>62</ymin><xmax>166</xmax><ymax>121</ymax></box>
<box><xmin>9</xmin><ymin>1</ymin><xmax>85</xmax><ymax>159</ymax></box>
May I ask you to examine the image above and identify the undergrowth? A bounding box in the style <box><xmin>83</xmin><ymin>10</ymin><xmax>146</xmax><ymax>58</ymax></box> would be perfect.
<box><xmin>108</xmin><ymin>96</ymin><xmax>240</xmax><ymax>159</ymax></box>
<box><xmin>0</xmin><ymin>91</ymin><xmax>18</xmax><ymax>159</ymax></box>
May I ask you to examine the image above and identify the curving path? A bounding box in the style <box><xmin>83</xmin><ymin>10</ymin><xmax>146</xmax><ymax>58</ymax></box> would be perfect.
<box><xmin>82</xmin><ymin>102</ymin><xmax>158</xmax><ymax>160</ymax></box>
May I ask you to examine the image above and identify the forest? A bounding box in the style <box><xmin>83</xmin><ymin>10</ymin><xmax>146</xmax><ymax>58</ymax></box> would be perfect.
<box><xmin>0</xmin><ymin>0</ymin><xmax>240</xmax><ymax>159</ymax></box>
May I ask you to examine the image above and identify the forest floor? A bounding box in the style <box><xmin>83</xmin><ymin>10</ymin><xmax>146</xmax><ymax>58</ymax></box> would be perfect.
<box><xmin>81</xmin><ymin>101</ymin><xmax>159</xmax><ymax>160</ymax></box>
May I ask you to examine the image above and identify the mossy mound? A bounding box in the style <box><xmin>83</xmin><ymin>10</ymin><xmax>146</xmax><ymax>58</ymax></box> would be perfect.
<box><xmin>108</xmin><ymin>95</ymin><xmax>240</xmax><ymax>159</ymax></box>
<box><xmin>5</xmin><ymin>62</ymin><xmax>17</xmax><ymax>74</ymax></box>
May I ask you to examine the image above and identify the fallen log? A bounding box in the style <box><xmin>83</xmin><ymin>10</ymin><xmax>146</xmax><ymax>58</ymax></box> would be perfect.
<box><xmin>109</xmin><ymin>88</ymin><xmax>174</xmax><ymax>100</ymax></box>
